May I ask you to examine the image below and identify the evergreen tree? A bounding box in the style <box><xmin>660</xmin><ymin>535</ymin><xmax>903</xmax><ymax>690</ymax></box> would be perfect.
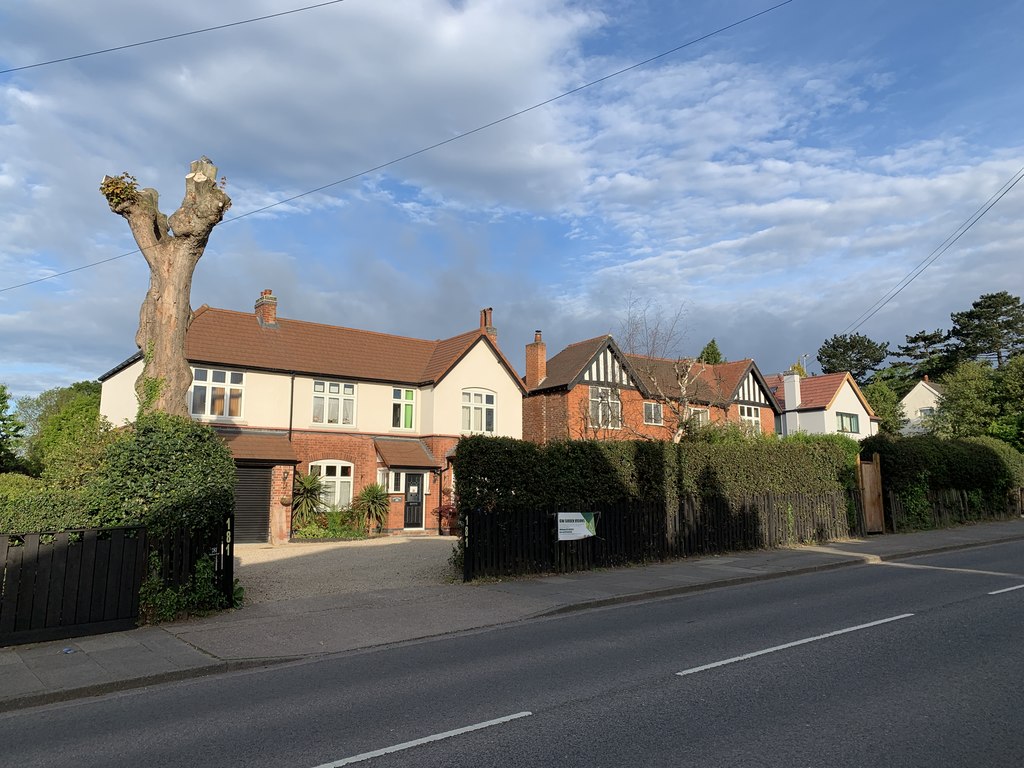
<box><xmin>868</xmin><ymin>361</ymin><xmax>916</xmax><ymax>399</ymax></box>
<box><xmin>698</xmin><ymin>338</ymin><xmax>724</xmax><ymax>364</ymax></box>
<box><xmin>816</xmin><ymin>333</ymin><xmax>890</xmax><ymax>384</ymax></box>
<box><xmin>897</xmin><ymin>328</ymin><xmax>954</xmax><ymax>380</ymax></box>
<box><xmin>0</xmin><ymin>384</ymin><xmax>25</xmax><ymax>472</ymax></box>
<box><xmin>948</xmin><ymin>291</ymin><xmax>1024</xmax><ymax>368</ymax></box>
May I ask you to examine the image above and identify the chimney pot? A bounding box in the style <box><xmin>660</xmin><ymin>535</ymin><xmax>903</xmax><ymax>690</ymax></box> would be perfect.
<box><xmin>479</xmin><ymin>307</ymin><xmax>497</xmax><ymax>344</ymax></box>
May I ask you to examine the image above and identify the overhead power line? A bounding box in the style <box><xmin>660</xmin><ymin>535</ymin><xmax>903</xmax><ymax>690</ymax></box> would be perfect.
<box><xmin>0</xmin><ymin>0</ymin><xmax>349</xmax><ymax>75</ymax></box>
<box><xmin>841</xmin><ymin>165</ymin><xmax>1024</xmax><ymax>335</ymax></box>
<box><xmin>0</xmin><ymin>0</ymin><xmax>794</xmax><ymax>294</ymax></box>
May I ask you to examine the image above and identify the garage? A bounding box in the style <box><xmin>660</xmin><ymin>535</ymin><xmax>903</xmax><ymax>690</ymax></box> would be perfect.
<box><xmin>234</xmin><ymin>465</ymin><xmax>272</xmax><ymax>543</ymax></box>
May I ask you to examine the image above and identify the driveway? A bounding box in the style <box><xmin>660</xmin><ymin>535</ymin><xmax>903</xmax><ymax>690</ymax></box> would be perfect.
<box><xmin>233</xmin><ymin>535</ymin><xmax>460</xmax><ymax>604</ymax></box>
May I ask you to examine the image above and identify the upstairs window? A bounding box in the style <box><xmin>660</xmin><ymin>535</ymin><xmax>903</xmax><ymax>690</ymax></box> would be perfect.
<box><xmin>191</xmin><ymin>368</ymin><xmax>243</xmax><ymax>418</ymax></box>
<box><xmin>686</xmin><ymin>407</ymin><xmax>710</xmax><ymax>427</ymax></box>
<box><xmin>462</xmin><ymin>389</ymin><xmax>496</xmax><ymax>433</ymax></box>
<box><xmin>644</xmin><ymin>402</ymin><xmax>663</xmax><ymax>425</ymax></box>
<box><xmin>313</xmin><ymin>380</ymin><xmax>356</xmax><ymax>426</ymax></box>
<box><xmin>837</xmin><ymin>412</ymin><xmax>860</xmax><ymax>434</ymax></box>
<box><xmin>392</xmin><ymin>388</ymin><xmax>415</xmax><ymax>430</ymax></box>
<box><xmin>589</xmin><ymin>386</ymin><xmax>622</xmax><ymax>429</ymax></box>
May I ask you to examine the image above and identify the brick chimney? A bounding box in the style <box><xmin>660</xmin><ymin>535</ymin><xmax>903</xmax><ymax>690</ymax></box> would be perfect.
<box><xmin>525</xmin><ymin>330</ymin><xmax>547</xmax><ymax>389</ymax></box>
<box><xmin>255</xmin><ymin>289</ymin><xmax>278</xmax><ymax>328</ymax></box>
<box><xmin>479</xmin><ymin>307</ymin><xmax>497</xmax><ymax>343</ymax></box>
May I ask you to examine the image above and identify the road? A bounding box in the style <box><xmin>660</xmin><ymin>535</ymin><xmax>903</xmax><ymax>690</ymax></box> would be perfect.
<box><xmin>2</xmin><ymin>540</ymin><xmax>1023</xmax><ymax>767</ymax></box>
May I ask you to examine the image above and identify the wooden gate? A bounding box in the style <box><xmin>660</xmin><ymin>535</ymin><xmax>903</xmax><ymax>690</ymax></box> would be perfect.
<box><xmin>857</xmin><ymin>453</ymin><xmax>885</xmax><ymax>534</ymax></box>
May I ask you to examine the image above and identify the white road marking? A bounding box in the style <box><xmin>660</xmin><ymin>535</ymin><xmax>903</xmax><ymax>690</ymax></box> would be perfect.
<box><xmin>676</xmin><ymin>614</ymin><xmax>915</xmax><ymax>677</ymax></box>
<box><xmin>311</xmin><ymin>711</ymin><xmax>533</xmax><ymax>767</ymax></box>
<box><xmin>989</xmin><ymin>583</ymin><xmax>1024</xmax><ymax>595</ymax></box>
<box><xmin>882</xmin><ymin>562</ymin><xmax>1023</xmax><ymax>578</ymax></box>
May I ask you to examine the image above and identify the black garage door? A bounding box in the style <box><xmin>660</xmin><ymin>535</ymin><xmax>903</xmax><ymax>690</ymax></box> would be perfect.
<box><xmin>234</xmin><ymin>465</ymin><xmax>272</xmax><ymax>543</ymax></box>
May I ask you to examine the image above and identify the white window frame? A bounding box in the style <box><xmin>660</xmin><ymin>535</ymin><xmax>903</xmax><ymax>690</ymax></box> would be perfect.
<box><xmin>309</xmin><ymin>460</ymin><xmax>354</xmax><ymax>508</ymax></box>
<box><xmin>312</xmin><ymin>379</ymin><xmax>356</xmax><ymax>427</ymax></box>
<box><xmin>190</xmin><ymin>367</ymin><xmax>244</xmax><ymax>419</ymax></box>
<box><xmin>739</xmin><ymin>404</ymin><xmax>761</xmax><ymax>431</ymax></box>
<box><xmin>589</xmin><ymin>386</ymin><xmax>622</xmax><ymax>429</ymax></box>
<box><xmin>380</xmin><ymin>470</ymin><xmax>430</xmax><ymax>495</ymax></box>
<box><xmin>644</xmin><ymin>401</ymin><xmax>663</xmax><ymax>425</ymax></box>
<box><xmin>686</xmin><ymin>407</ymin><xmax>710</xmax><ymax>427</ymax></box>
<box><xmin>461</xmin><ymin>388</ymin><xmax>496</xmax><ymax>434</ymax></box>
<box><xmin>837</xmin><ymin>412</ymin><xmax>860</xmax><ymax>434</ymax></box>
<box><xmin>392</xmin><ymin>388</ymin><xmax>416</xmax><ymax>430</ymax></box>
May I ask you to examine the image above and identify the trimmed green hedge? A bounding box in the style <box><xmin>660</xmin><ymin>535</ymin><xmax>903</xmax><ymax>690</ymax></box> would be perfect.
<box><xmin>0</xmin><ymin>473</ymin><xmax>93</xmax><ymax>533</ymax></box>
<box><xmin>454</xmin><ymin>434</ymin><xmax>855</xmax><ymax>513</ymax></box>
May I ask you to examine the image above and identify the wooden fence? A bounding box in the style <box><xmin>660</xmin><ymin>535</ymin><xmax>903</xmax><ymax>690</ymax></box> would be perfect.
<box><xmin>886</xmin><ymin>488</ymin><xmax>1022</xmax><ymax>533</ymax></box>
<box><xmin>463</xmin><ymin>492</ymin><xmax>851</xmax><ymax>581</ymax></box>
<box><xmin>1</xmin><ymin>518</ymin><xmax>234</xmax><ymax>646</ymax></box>
<box><xmin>1</xmin><ymin>527</ymin><xmax>148</xmax><ymax>645</ymax></box>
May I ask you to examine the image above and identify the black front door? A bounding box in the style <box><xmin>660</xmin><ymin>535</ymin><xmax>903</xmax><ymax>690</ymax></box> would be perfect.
<box><xmin>403</xmin><ymin>472</ymin><xmax>424</xmax><ymax>528</ymax></box>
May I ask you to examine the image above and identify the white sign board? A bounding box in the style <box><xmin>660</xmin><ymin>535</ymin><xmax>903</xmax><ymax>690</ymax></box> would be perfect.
<box><xmin>557</xmin><ymin>512</ymin><xmax>597</xmax><ymax>541</ymax></box>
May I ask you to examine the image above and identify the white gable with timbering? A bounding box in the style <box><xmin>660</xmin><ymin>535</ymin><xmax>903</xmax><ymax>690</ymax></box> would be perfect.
<box><xmin>579</xmin><ymin>344</ymin><xmax>638</xmax><ymax>389</ymax></box>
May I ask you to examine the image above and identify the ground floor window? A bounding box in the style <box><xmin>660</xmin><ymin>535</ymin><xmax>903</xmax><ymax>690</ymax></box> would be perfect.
<box><xmin>739</xmin><ymin>405</ymin><xmax>761</xmax><ymax>431</ymax></box>
<box><xmin>837</xmin><ymin>412</ymin><xmax>860</xmax><ymax>434</ymax></box>
<box><xmin>377</xmin><ymin>468</ymin><xmax>430</xmax><ymax>495</ymax></box>
<box><xmin>310</xmin><ymin>460</ymin><xmax>354</xmax><ymax>507</ymax></box>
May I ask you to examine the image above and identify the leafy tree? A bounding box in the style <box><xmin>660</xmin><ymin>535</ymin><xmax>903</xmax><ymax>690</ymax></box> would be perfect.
<box><xmin>16</xmin><ymin>381</ymin><xmax>103</xmax><ymax>477</ymax></box>
<box><xmin>929</xmin><ymin>361</ymin><xmax>997</xmax><ymax>439</ymax></box>
<box><xmin>0</xmin><ymin>384</ymin><xmax>25</xmax><ymax>473</ymax></box>
<box><xmin>988</xmin><ymin>355</ymin><xmax>1024</xmax><ymax>451</ymax></box>
<box><xmin>816</xmin><ymin>333</ymin><xmax>890</xmax><ymax>384</ymax></box>
<box><xmin>862</xmin><ymin>380</ymin><xmax>905</xmax><ymax>435</ymax></box>
<box><xmin>698</xmin><ymin>338</ymin><xmax>724</xmax><ymax>364</ymax></box>
<box><xmin>948</xmin><ymin>291</ymin><xmax>1024</xmax><ymax>368</ymax></box>
<box><xmin>788</xmin><ymin>358</ymin><xmax>809</xmax><ymax>377</ymax></box>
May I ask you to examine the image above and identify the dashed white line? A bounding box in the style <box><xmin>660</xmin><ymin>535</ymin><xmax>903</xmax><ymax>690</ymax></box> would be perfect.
<box><xmin>676</xmin><ymin>614</ymin><xmax>915</xmax><ymax>677</ymax></box>
<box><xmin>311</xmin><ymin>711</ymin><xmax>533</xmax><ymax>767</ymax></box>
<box><xmin>988</xmin><ymin>584</ymin><xmax>1024</xmax><ymax>595</ymax></box>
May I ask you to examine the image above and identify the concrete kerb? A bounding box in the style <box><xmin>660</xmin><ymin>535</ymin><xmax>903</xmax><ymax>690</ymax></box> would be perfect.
<box><xmin>534</xmin><ymin>530</ymin><xmax>1024</xmax><ymax>619</ymax></box>
<box><xmin>0</xmin><ymin>657</ymin><xmax>296</xmax><ymax>715</ymax></box>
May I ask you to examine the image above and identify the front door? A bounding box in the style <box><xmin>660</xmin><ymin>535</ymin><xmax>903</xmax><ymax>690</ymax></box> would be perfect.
<box><xmin>404</xmin><ymin>472</ymin><xmax>424</xmax><ymax>528</ymax></box>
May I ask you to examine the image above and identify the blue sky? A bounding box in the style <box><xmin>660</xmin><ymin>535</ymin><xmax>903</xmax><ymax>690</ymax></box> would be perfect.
<box><xmin>2</xmin><ymin>0</ymin><xmax>1023</xmax><ymax>399</ymax></box>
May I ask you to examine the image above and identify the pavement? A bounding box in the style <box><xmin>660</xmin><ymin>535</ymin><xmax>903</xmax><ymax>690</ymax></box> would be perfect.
<box><xmin>3</xmin><ymin>518</ymin><xmax>1023</xmax><ymax>712</ymax></box>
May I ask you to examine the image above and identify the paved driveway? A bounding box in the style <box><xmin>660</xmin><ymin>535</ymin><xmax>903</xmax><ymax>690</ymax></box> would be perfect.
<box><xmin>234</xmin><ymin>536</ymin><xmax>460</xmax><ymax>604</ymax></box>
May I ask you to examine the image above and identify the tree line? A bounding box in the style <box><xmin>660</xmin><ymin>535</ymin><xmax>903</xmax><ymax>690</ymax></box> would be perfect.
<box><xmin>815</xmin><ymin>291</ymin><xmax>1024</xmax><ymax>448</ymax></box>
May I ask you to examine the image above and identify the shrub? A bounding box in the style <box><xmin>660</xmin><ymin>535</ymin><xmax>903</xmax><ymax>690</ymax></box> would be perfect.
<box><xmin>0</xmin><ymin>473</ymin><xmax>92</xmax><ymax>533</ymax></box>
<box><xmin>355</xmin><ymin>483</ymin><xmax>390</xmax><ymax>532</ymax></box>
<box><xmin>85</xmin><ymin>412</ymin><xmax>235</xmax><ymax>537</ymax></box>
<box><xmin>290</xmin><ymin>471</ymin><xmax>324</xmax><ymax>530</ymax></box>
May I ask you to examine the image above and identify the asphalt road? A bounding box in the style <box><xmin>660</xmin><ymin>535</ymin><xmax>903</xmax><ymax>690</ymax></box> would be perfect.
<box><xmin>2</xmin><ymin>540</ymin><xmax>1023</xmax><ymax>768</ymax></box>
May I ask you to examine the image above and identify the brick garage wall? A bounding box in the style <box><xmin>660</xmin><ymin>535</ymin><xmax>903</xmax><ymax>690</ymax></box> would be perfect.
<box><xmin>269</xmin><ymin>463</ymin><xmax>295</xmax><ymax>545</ymax></box>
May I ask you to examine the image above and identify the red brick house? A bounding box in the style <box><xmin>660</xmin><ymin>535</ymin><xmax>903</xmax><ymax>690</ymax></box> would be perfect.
<box><xmin>99</xmin><ymin>293</ymin><xmax>525</xmax><ymax>543</ymax></box>
<box><xmin>522</xmin><ymin>332</ymin><xmax>780</xmax><ymax>443</ymax></box>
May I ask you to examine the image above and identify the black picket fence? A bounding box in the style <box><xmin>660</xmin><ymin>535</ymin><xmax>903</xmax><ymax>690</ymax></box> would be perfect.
<box><xmin>886</xmin><ymin>487</ymin><xmax>1022</xmax><ymax>533</ymax></box>
<box><xmin>462</xmin><ymin>492</ymin><xmax>852</xmax><ymax>581</ymax></box>
<box><xmin>0</xmin><ymin>518</ymin><xmax>233</xmax><ymax>646</ymax></box>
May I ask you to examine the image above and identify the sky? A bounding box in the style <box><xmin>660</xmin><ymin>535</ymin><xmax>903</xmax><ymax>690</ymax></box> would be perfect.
<box><xmin>2</xmin><ymin>0</ymin><xmax>1023</xmax><ymax>400</ymax></box>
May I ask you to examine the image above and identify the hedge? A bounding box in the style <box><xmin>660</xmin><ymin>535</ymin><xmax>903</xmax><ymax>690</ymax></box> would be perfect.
<box><xmin>0</xmin><ymin>473</ymin><xmax>93</xmax><ymax>533</ymax></box>
<box><xmin>454</xmin><ymin>433</ymin><xmax>856</xmax><ymax>513</ymax></box>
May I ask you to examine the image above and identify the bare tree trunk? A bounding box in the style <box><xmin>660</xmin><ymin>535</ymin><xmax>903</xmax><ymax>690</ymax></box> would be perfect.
<box><xmin>101</xmin><ymin>158</ymin><xmax>231</xmax><ymax>417</ymax></box>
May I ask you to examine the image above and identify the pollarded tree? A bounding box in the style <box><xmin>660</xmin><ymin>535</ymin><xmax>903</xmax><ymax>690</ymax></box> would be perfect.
<box><xmin>100</xmin><ymin>158</ymin><xmax>231</xmax><ymax>417</ymax></box>
<box><xmin>816</xmin><ymin>333</ymin><xmax>889</xmax><ymax>384</ymax></box>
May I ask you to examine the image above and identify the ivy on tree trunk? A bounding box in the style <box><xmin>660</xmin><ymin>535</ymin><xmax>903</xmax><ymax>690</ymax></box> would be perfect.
<box><xmin>100</xmin><ymin>158</ymin><xmax>231</xmax><ymax>417</ymax></box>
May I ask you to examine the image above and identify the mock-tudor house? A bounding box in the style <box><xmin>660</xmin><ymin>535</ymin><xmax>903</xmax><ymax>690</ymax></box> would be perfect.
<box><xmin>99</xmin><ymin>292</ymin><xmax>525</xmax><ymax>543</ymax></box>
<box><xmin>900</xmin><ymin>376</ymin><xmax>944</xmax><ymax>435</ymax></box>
<box><xmin>522</xmin><ymin>332</ymin><xmax>780</xmax><ymax>443</ymax></box>
<box><xmin>763</xmin><ymin>371</ymin><xmax>879</xmax><ymax>439</ymax></box>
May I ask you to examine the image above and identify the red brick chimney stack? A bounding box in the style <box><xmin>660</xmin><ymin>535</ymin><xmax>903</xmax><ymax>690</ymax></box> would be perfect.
<box><xmin>525</xmin><ymin>330</ymin><xmax>547</xmax><ymax>389</ymax></box>
<box><xmin>479</xmin><ymin>307</ymin><xmax>497</xmax><ymax>343</ymax></box>
<box><xmin>255</xmin><ymin>289</ymin><xmax>278</xmax><ymax>328</ymax></box>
